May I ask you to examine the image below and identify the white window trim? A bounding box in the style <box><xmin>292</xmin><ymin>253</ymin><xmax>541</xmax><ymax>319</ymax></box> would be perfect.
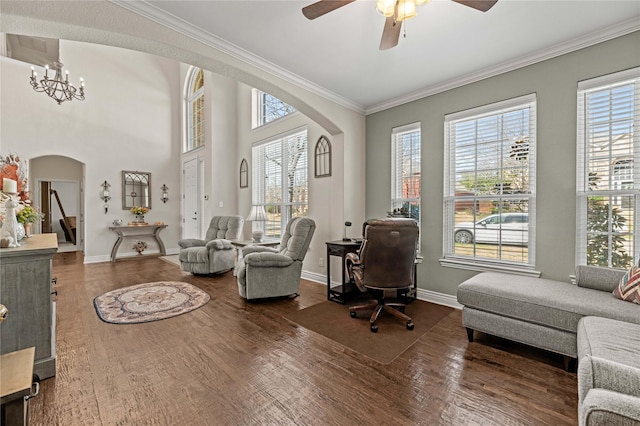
<box><xmin>440</xmin><ymin>93</ymin><xmax>538</xmax><ymax>275</ymax></box>
<box><xmin>575</xmin><ymin>67</ymin><xmax>640</xmax><ymax>268</ymax></box>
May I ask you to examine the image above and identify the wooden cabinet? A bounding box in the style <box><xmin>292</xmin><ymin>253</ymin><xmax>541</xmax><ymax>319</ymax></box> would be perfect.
<box><xmin>0</xmin><ymin>234</ymin><xmax>58</xmax><ymax>379</ymax></box>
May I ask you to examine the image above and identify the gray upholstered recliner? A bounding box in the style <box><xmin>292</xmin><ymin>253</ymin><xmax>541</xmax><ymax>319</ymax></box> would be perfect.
<box><xmin>235</xmin><ymin>217</ymin><xmax>315</xmax><ymax>301</ymax></box>
<box><xmin>178</xmin><ymin>215</ymin><xmax>243</xmax><ymax>275</ymax></box>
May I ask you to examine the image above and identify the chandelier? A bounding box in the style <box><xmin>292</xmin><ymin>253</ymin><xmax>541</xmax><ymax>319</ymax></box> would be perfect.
<box><xmin>376</xmin><ymin>0</ymin><xmax>431</xmax><ymax>21</ymax></box>
<box><xmin>30</xmin><ymin>61</ymin><xmax>85</xmax><ymax>105</ymax></box>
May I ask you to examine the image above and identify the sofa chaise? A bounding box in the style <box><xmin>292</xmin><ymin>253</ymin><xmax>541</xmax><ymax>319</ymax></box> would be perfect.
<box><xmin>457</xmin><ymin>265</ymin><xmax>640</xmax><ymax>425</ymax></box>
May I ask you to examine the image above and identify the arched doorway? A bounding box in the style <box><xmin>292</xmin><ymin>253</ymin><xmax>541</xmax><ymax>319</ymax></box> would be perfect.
<box><xmin>30</xmin><ymin>155</ymin><xmax>85</xmax><ymax>253</ymax></box>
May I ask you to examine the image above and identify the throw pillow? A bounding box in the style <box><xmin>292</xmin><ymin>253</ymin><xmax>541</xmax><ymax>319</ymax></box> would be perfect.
<box><xmin>613</xmin><ymin>264</ymin><xmax>640</xmax><ymax>304</ymax></box>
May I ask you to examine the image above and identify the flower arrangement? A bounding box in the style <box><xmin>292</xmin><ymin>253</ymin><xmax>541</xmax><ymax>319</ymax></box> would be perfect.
<box><xmin>0</xmin><ymin>153</ymin><xmax>29</xmax><ymax>202</ymax></box>
<box><xmin>16</xmin><ymin>204</ymin><xmax>41</xmax><ymax>224</ymax></box>
<box><xmin>130</xmin><ymin>206</ymin><xmax>149</xmax><ymax>216</ymax></box>
<box><xmin>132</xmin><ymin>240</ymin><xmax>148</xmax><ymax>254</ymax></box>
<box><xmin>1</xmin><ymin>153</ymin><xmax>40</xmax><ymax>226</ymax></box>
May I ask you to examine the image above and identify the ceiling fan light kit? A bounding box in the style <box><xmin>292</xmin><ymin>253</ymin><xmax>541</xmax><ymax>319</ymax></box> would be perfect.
<box><xmin>303</xmin><ymin>0</ymin><xmax>498</xmax><ymax>50</ymax></box>
<box><xmin>377</xmin><ymin>0</ymin><xmax>431</xmax><ymax>21</ymax></box>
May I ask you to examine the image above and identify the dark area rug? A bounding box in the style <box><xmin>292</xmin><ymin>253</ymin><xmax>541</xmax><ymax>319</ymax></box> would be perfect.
<box><xmin>93</xmin><ymin>281</ymin><xmax>210</xmax><ymax>324</ymax></box>
<box><xmin>285</xmin><ymin>299</ymin><xmax>453</xmax><ymax>364</ymax></box>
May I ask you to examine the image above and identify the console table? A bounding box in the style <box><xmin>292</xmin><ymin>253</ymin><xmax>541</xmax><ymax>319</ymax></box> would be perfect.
<box><xmin>108</xmin><ymin>224</ymin><xmax>168</xmax><ymax>262</ymax></box>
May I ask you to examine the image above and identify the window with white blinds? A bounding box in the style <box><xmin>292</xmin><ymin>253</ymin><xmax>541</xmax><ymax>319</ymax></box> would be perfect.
<box><xmin>252</xmin><ymin>128</ymin><xmax>308</xmax><ymax>238</ymax></box>
<box><xmin>391</xmin><ymin>123</ymin><xmax>421</xmax><ymax>226</ymax></box>
<box><xmin>576</xmin><ymin>68</ymin><xmax>640</xmax><ymax>269</ymax></box>
<box><xmin>185</xmin><ymin>68</ymin><xmax>205</xmax><ymax>153</ymax></box>
<box><xmin>442</xmin><ymin>94</ymin><xmax>537</xmax><ymax>273</ymax></box>
<box><xmin>252</xmin><ymin>89</ymin><xmax>297</xmax><ymax>129</ymax></box>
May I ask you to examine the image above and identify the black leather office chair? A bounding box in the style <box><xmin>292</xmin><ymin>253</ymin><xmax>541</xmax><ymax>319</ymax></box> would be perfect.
<box><xmin>346</xmin><ymin>218</ymin><xmax>419</xmax><ymax>332</ymax></box>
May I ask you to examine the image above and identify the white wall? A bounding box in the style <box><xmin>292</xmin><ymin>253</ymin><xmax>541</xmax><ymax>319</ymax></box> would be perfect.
<box><xmin>1</xmin><ymin>41</ymin><xmax>182</xmax><ymax>261</ymax></box>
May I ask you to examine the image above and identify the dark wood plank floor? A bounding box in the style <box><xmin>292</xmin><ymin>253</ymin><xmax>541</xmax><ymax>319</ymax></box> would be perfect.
<box><xmin>28</xmin><ymin>252</ymin><xmax>578</xmax><ymax>425</ymax></box>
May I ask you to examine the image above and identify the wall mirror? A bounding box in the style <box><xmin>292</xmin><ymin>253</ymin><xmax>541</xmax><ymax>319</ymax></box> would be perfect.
<box><xmin>122</xmin><ymin>170</ymin><xmax>151</xmax><ymax>210</ymax></box>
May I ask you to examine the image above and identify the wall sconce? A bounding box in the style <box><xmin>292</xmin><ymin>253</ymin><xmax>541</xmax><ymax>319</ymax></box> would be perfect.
<box><xmin>100</xmin><ymin>180</ymin><xmax>111</xmax><ymax>214</ymax></box>
<box><xmin>160</xmin><ymin>184</ymin><xmax>169</xmax><ymax>204</ymax></box>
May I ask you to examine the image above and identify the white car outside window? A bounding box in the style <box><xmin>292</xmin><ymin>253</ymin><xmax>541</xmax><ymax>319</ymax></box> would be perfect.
<box><xmin>454</xmin><ymin>213</ymin><xmax>528</xmax><ymax>246</ymax></box>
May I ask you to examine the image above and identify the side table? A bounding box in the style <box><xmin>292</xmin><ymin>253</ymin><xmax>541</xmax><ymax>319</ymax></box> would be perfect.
<box><xmin>326</xmin><ymin>240</ymin><xmax>362</xmax><ymax>304</ymax></box>
<box><xmin>231</xmin><ymin>239</ymin><xmax>280</xmax><ymax>249</ymax></box>
<box><xmin>1</xmin><ymin>347</ymin><xmax>37</xmax><ymax>426</ymax></box>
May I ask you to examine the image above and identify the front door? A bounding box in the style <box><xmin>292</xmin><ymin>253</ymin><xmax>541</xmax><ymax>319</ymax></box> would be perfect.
<box><xmin>182</xmin><ymin>158</ymin><xmax>200</xmax><ymax>239</ymax></box>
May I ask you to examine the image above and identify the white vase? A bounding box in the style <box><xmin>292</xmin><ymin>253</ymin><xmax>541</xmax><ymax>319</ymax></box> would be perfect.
<box><xmin>16</xmin><ymin>223</ymin><xmax>25</xmax><ymax>240</ymax></box>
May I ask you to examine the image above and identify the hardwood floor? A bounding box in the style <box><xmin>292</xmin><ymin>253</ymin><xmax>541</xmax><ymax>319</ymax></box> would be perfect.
<box><xmin>29</xmin><ymin>252</ymin><xmax>578</xmax><ymax>425</ymax></box>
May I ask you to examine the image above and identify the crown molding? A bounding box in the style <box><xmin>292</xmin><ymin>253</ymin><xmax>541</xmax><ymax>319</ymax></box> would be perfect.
<box><xmin>365</xmin><ymin>18</ymin><xmax>640</xmax><ymax>115</ymax></box>
<box><xmin>110</xmin><ymin>0</ymin><xmax>366</xmax><ymax>115</ymax></box>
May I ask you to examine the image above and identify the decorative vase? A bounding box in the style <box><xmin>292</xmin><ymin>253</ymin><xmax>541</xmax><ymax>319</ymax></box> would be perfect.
<box><xmin>24</xmin><ymin>223</ymin><xmax>32</xmax><ymax>238</ymax></box>
<box><xmin>16</xmin><ymin>223</ymin><xmax>26</xmax><ymax>241</ymax></box>
<box><xmin>135</xmin><ymin>214</ymin><xmax>145</xmax><ymax>223</ymax></box>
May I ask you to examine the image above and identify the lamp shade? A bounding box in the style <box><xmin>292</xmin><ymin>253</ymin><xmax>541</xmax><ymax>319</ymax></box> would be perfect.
<box><xmin>246</xmin><ymin>205</ymin><xmax>267</xmax><ymax>222</ymax></box>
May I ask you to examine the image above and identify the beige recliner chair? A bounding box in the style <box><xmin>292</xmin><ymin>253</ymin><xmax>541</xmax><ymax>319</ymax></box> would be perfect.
<box><xmin>235</xmin><ymin>217</ymin><xmax>316</xmax><ymax>301</ymax></box>
<box><xmin>178</xmin><ymin>216</ymin><xmax>243</xmax><ymax>275</ymax></box>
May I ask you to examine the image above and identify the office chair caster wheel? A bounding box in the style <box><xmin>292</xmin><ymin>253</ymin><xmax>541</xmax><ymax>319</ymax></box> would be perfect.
<box><xmin>350</xmin><ymin>311</ymin><xmax>357</xmax><ymax>318</ymax></box>
<box><xmin>370</xmin><ymin>324</ymin><xmax>378</xmax><ymax>333</ymax></box>
<box><xmin>406</xmin><ymin>322</ymin><xmax>414</xmax><ymax>331</ymax></box>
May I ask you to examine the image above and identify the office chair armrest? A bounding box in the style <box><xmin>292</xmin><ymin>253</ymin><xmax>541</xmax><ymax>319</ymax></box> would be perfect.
<box><xmin>178</xmin><ymin>239</ymin><xmax>205</xmax><ymax>249</ymax></box>
<box><xmin>244</xmin><ymin>252</ymin><xmax>294</xmax><ymax>268</ymax></box>
<box><xmin>205</xmin><ymin>239</ymin><xmax>234</xmax><ymax>250</ymax></box>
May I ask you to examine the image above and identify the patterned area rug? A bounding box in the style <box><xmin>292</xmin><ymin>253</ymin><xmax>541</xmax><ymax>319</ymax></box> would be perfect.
<box><xmin>93</xmin><ymin>281</ymin><xmax>210</xmax><ymax>324</ymax></box>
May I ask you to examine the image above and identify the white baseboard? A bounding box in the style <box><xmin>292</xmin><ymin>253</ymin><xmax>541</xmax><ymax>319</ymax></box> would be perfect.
<box><xmin>302</xmin><ymin>270</ymin><xmax>462</xmax><ymax>310</ymax></box>
<box><xmin>301</xmin><ymin>270</ymin><xmax>326</xmax><ymax>285</ymax></box>
<box><xmin>84</xmin><ymin>255</ymin><xmax>111</xmax><ymax>264</ymax></box>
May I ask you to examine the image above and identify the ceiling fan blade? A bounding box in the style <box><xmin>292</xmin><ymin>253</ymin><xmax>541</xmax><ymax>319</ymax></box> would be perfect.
<box><xmin>380</xmin><ymin>17</ymin><xmax>402</xmax><ymax>50</ymax></box>
<box><xmin>451</xmin><ymin>0</ymin><xmax>498</xmax><ymax>12</ymax></box>
<box><xmin>302</xmin><ymin>0</ymin><xmax>356</xmax><ymax>20</ymax></box>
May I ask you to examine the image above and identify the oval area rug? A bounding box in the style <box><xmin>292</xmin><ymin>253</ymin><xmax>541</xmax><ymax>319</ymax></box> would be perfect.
<box><xmin>93</xmin><ymin>281</ymin><xmax>210</xmax><ymax>324</ymax></box>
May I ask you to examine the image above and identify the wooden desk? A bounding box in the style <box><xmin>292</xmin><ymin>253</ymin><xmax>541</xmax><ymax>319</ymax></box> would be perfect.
<box><xmin>108</xmin><ymin>224</ymin><xmax>168</xmax><ymax>262</ymax></box>
<box><xmin>326</xmin><ymin>240</ymin><xmax>362</xmax><ymax>304</ymax></box>
<box><xmin>1</xmin><ymin>347</ymin><xmax>35</xmax><ymax>426</ymax></box>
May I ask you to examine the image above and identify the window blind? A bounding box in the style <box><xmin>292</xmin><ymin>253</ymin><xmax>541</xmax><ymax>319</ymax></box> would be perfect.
<box><xmin>252</xmin><ymin>128</ymin><xmax>308</xmax><ymax>237</ymax></box>
<box><xmin>576</xmin><ymin>67</ymin><xmax>640</xmax><ymax>268</ymax></box>
<box><xmin>443</xmin><ymin>94</ymin><xmax>536</xmax><ymax>270</ymax></box>
<box><xmin>391</xmin><ymin>122</ymin><xmax>421</xmax><ymax>223</ymax></box>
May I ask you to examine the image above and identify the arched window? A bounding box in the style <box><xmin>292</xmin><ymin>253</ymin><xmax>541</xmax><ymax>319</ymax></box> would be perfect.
<box><xmin>185</xmin><ymin>67</ymin><xmax>205</xmax><ymax>152</ymax></box>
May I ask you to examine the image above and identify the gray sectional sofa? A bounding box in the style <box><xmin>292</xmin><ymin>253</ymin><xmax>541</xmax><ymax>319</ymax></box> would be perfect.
<box><xmin>457</xmin><ymin>265</ymin><xmax>640</xmax><ymax>425</ymax></box>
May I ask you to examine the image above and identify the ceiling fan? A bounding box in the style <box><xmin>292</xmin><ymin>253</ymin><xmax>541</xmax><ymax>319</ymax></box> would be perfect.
<box><xmin>302</xmin><ymin>0</ymin><xmax>498</xmax><ymax>50</ymax></box>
